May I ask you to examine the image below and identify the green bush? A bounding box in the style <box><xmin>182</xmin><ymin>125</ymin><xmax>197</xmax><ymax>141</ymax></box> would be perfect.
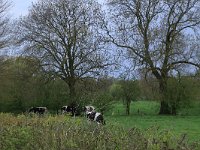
<box><xmin>0</xmin><ymin>113</ymin><xmax>199</xmax><ymax>150</ymax></box>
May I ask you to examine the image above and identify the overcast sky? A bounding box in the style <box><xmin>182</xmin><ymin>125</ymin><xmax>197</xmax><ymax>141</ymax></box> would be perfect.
<box><xmin>10</xmin><ymin>0</ymin><xmax>38</xmax><ymax>18</ymax></box>
<box><xmin>9</xmin><ymin>0</ymin><xmax>105</xmax><ymax>19</ymax></box>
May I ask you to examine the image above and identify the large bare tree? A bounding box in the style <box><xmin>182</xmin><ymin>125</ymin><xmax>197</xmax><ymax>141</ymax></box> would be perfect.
<box><xmin>107</xmin><ymin>0</ymin><xmax>200</xmax><ymax>114</ymax></box>
<box><xmin>0</xmin><ymin>0</ymin><xmax>10</xmax><ymax>50</ymax></box>
<box><xmin>16</xmin><ymin>0</ymin><xmax>110</xmax><ymax>106</ymax></box>
<box><xmin>0</xmin><ymin>0</ymin><xmax>11</xmax><ymax>76</ymax></box>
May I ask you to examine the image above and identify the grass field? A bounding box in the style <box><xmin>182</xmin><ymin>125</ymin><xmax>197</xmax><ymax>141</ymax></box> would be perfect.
<box><xmin>105</xmin><ymin>101</ymin><xmax>200</xmax><ymax>142</ymax></box>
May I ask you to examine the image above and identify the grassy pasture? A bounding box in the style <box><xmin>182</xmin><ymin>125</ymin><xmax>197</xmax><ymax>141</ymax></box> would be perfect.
<box><xmin>105</xmin><ymin>101</ymin><xmax>200</xmax><ymax>142</ymax></box>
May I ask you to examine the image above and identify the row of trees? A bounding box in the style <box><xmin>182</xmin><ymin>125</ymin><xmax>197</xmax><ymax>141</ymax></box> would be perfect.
<box><xmin>0</xmin><ymin>57</ymin><xmax>112</xmax><ymax>113</ymax></box>
<box><xmin>0</xmin><ymin>0</ymin><xmax>200</xmax><ymax>115</ymax></box>
<box><xmin>0</xmin><ymin>56</ymin><xmax>199</xmax><ymax>115</ymax></box>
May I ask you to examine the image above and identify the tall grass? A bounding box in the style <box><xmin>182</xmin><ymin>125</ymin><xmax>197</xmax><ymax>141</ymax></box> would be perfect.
<box><xmin>0</xmin><ymin>113</ymin><xmax>200</xmax><ymax>150</ymax></box>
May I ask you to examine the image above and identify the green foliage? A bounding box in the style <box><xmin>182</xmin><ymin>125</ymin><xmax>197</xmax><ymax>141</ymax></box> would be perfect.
<box><xmin>178</xmin><ymin>101</ymin><xmax>200</xmax><ymax>116</ymax></box>
<box><xmin>144</xmin><ymin>127</ymin><xmax>190</xmax><ymax>150</ymax></box>
<box><xmin>0</xmin><ymin>57</ymin><xmax>70</xmax><ymax>113</ymax></box>
<box><xmin>0</xmin><ymin>113</ymin><xmax>199</xmax><ymax>150</ymax></box>
<box><xmin>165</xmin><ymin>76</ymin><xmax>200</xmax><ymax>113</ymax></box>
<box><xmin>109</xmin><ymin>80</ymin><xmax>140</xmax><ymax>115</ymax></box>
<box><xmin>110</xmin><ymin>83</ymin><xmax>123</xmax><ymax>100</ymax></box>
<box><xmin>0</xmin><ymin>56</ymin><xmax>199</xmax><ymax>116</ymax></box>
<box><xmin>92</xmin><ymin>92</ymin><xmax>114</xmax><ymax>113</ymax></box>
<box><xmin>76</xmin><ymin>77</ymin><xmax>115</xmax><ymax>113</ymax></box>
<box><xmin>110</xmin><ymin>80</ymin><xmax>140</xmax><ymax>101</ymax></box>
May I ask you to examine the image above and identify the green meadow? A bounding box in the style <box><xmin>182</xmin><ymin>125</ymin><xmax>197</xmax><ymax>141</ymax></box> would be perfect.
<box><xmin>105</xmin><ymin>101</ymin><xmax>200</xmax><ymax>142</ymax></box>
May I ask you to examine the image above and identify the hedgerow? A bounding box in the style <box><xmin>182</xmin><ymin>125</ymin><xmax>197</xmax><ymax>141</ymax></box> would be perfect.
<box><xmin>0</xmin><ymin>113</ymin><xmax>199</xmax><ymax>150</ymax></box>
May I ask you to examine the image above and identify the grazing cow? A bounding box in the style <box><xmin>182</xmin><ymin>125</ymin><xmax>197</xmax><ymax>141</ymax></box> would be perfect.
<box><xmin>29</xmin><ymin>107</ymin><xmax>47</xmax><ymax>115</ymax></box>
<box><xmin>84</xmin><ymin>105</ymin><xmax>95</xmax><ymax>115</ymax></box>
<box><xmin>61</xmin><ymin>106</ymin><xmax>72</xmax><ymax>114</ymax></box>
<box><xmin>87</xmin><ymin>111</ymin><xmax>105</xmax><ymax>125</ymax></box>
<box><xmin>61</xmin><ymin>104</ymin><xmax>81</xmax><ymax>116</ymax></box>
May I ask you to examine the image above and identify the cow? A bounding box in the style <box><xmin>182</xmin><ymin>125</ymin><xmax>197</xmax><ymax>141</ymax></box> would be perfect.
<box><xmin>84</xmin><ymin>105</ymin><xmax>95</xmax><ymax>115</ymax></box>
<box><xmin>28</xmin><ymin>107</ymin><xmax>47</xmax><ymax>115</ymax></box>
<box><xmin>61</xmin><ymin>104</ymin><xmax>81</xmax><ymax>116</ymax></box>
<box><xmin>61</xmin><ymin>106</ymin><xmax>72</xmax><ymax>114</ymax></box>
<box><xmin>87</xmin><ymin>111</ymin><xmax>105</xmax><ymax>125</ymax></box>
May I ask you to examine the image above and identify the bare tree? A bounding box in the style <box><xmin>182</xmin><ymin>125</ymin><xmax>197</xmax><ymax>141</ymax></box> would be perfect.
<box><xmin>0</xmin><ymin>0</ymin><xmax>11</xmax><ymax>50</ymax></box>
<box><xmin>0</xmin><ymin>0</ymin><xmax>11</xmax><ymax>76</ymax></box>
<box><xmin>16</xmin><ymin>0</ymin><xmax>110</xmax><ymax>107</ymax></box>
<box><xmin>107</xmin><ymin>0</ymin><xmax>200</xmax><ymax>114</ymax></box>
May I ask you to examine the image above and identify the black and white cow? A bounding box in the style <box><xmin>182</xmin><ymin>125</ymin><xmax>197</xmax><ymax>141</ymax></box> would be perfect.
<box><xmin>84</xmin><ymin>105</ymin><xmax>95</xmax><ymax>115</ymax></box>
<box><xmin>61</xmin><ymin>106</ymin><xmax>72</xmax><ymax>114</ymax></box>
<box><xmin>29</xmin><ymin>107</ymin><xmax>47</xmax><ymax>115</ymax></box>
<box><xmin>87</xmin><ymin>111</ymin><xmax>105</xmax><ymax>125</ymax></box>
<box><xmin>61</xmin><ymin>104</ymin><xmax>81</xmax><ymax>116</ymax></box>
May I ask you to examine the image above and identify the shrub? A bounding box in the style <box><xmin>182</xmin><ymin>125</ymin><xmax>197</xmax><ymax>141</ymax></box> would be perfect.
<box><xmin>0</xmin><ymin>113</ymin><xmax>199</xmax><ymax>150</ymax></box>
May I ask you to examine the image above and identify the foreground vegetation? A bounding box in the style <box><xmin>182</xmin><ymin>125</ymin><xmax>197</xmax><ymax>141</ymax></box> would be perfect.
<box><xmin>0</xmin><ymin>111</ymin><xmax>200</xmax><ymax>150</ymax></box>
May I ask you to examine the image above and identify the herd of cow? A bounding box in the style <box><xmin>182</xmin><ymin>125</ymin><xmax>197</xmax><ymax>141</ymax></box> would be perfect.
<box><xmin>28</xmin><ymin>105</ymin><xmax>105</xmax><ymax>125</ymax></box>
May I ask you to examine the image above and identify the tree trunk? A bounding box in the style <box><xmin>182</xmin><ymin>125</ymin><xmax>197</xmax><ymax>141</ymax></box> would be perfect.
<box><xmin>125</xmin><ymin>99</ymin><xmax>131</xmax><ymax>115</ymax></box>
<box><xmin>171</xmin><ymin>102</ymin><xmax>177</xmax><ymax>115</ymax></box>
<box><xmin>159</xmin><ymin>101</ymin><xmax>171</xmax><ymax>115</ymax></box>
<box><xmin>158</xmin><ymin>79</ymin><xmax>171</xmax><ymax>115</ymax></box>
<box><xmin>69</xmin><ymin>81</ymin><xmax>76</xmax><ymax>101</ymax></box>
<box><xmin>68</xmin><ymin>80</ymin><xmax>77</xmax><ymax>116</ymax></box>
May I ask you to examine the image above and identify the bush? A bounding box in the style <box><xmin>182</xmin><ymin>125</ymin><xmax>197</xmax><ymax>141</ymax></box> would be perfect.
<box><xmin>0</xmin><ymin>113</ymin><xmax>199</xmax><ymax>150</ymax></box>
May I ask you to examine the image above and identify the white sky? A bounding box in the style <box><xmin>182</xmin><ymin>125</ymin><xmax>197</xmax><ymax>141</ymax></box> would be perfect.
<box><xmin>9</xmin><ymin>0</ymin><xmax>105</xmax><ymax>19</ymax></box>
<box><xmin>9</xmin><ymin>0</ymin><xmax>38</xmax><ymax>19</ymax></box>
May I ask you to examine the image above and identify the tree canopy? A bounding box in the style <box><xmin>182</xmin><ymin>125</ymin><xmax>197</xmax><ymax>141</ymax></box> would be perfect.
<box><xmin>16</xmin><ymin>0</ymin><xmax>111</xmax><ymax>104</ymax></box>
<box><xmin>106</xmin><ymin>0</ymin><xmax>200</xmax><ymax>114</ymax></box>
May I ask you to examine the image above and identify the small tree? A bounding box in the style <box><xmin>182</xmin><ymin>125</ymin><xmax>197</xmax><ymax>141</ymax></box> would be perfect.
<box><xmin>77</xmin><ymin>77</ymin><xmax>115</xmax><ymax>113</ymax></box>
<box><xmin>110</xmin><ymin>80</ymin><xmax>140</xmax><ymax>115</ymax></box>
